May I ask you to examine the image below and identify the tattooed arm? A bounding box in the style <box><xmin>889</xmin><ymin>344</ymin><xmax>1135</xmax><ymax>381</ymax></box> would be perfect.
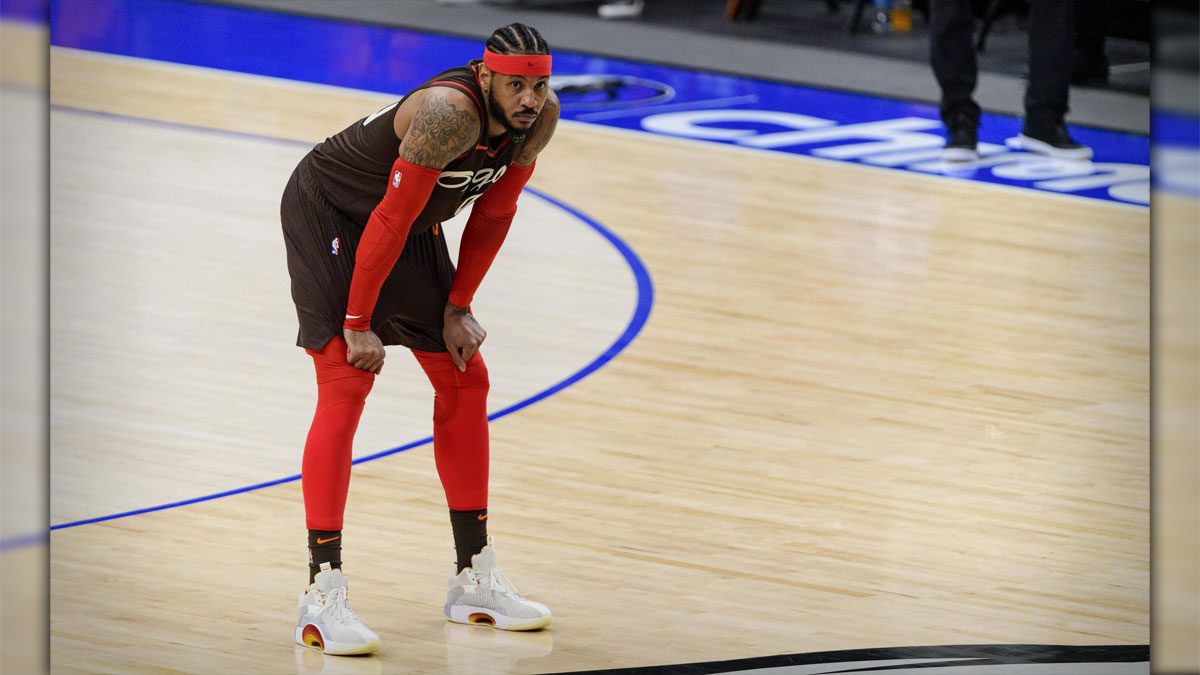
<box><xmin>514</xmin><ymin>89</ymin><xmax>559</xmax><ymax>167</ymax></box>
<box><xmin>341</xmin><ymin>87</ymin><xmax>480</xmax><ymax>373</ymax></box>
<box><xmin>393</xmin><ymin>87</ymin><xmax>480</xmax><ymax>168</ymax></box>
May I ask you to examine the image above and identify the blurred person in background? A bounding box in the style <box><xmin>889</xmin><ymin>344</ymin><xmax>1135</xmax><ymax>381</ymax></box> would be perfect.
<box><xmin>1072</xmin><ymin>0</ymin><xmax>1114</xmax><ymax>86</ymax></box>
<box><xmin>930</xmin><ymin>0</ymin><xmax>1094</xmax><ymax>161</ymax></box>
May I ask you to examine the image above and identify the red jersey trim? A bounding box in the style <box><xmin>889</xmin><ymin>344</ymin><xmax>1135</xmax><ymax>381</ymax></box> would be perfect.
<box><xmin>486</xmin><ymin>136</ymin><xmax>512</xmax><ymax>157</ymax></box>
<box><xmin>429</xmin><ymin>80</ymin><xmax>482</xmax><ymax>116</ymax></box>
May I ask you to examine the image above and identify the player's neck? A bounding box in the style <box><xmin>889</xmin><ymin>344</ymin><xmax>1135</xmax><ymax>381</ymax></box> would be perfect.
<box><xmin>487</xmin><ymin>119</ymin><xmax>509</xmax><ymax>139</ymax></box>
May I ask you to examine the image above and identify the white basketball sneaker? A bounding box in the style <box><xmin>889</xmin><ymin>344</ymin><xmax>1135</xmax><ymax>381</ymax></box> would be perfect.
<box><xmin>444</xmin><ymin>538</ymin><xmax>552</xmax><ymax>631</ymax></box>
<box><xmin>295</xmin><ymin>563</ymin><xmax>381</xmax><ymax>655</ymax></box>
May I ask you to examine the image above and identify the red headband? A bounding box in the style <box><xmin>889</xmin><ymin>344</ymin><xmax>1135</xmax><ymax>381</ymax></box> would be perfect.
<box><xmin>483</xmin><ymin>48</ymin><xmax>552</xmax><ymax>77</ymax></box>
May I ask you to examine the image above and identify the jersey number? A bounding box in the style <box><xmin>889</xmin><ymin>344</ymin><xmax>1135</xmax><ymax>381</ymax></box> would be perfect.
<box><xmin>453</xmin><ymin>193</ymin><xmax>484</xmax><ymax>217</ymax></box>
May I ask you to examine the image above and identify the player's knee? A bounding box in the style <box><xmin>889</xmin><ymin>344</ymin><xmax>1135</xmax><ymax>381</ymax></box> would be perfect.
<box><xmin>311</xmin><ymin>337</ymin><xmax>376</xmax><ymax>401</ymax></box>
<box><xmin>429</xmin><ymin>356</ymin><xmax>488</xmax><ymax>425</ymax></box>
<box><xmin>424</xmin><ymin>353</ymin><xmax>489</xmax><ymax>394</ymax></box>
<box><xmin>320</xmin><ymin>370</ymin><xmax>375</xmax><ymax>406</ymax></box>
<box><xmin>344</xmin><ymin>372</ymin><xmax>376</xmax><ymax>403</ymax></box>
<box><xmin>431</xmin><ymin>387</ymin><xmax>457</xmax><ymax>425</ymax></box>
<box><xmin>458</xmin><ymin>355</ymin><xmax>490</xmax><ymax>393</ymax></box>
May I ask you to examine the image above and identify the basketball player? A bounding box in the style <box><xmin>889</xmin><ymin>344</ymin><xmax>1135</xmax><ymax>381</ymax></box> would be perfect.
<box><xmin>281</xmin><ymin>23</ymin><xmax>558</xmax><ymax>655</ymax></box>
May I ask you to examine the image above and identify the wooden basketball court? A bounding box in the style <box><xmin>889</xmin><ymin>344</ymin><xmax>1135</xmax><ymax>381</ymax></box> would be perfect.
<box><xmin>46</xmin><ymin>39</ymin><xmax>1148</xmax><ymax>674</ymax></box>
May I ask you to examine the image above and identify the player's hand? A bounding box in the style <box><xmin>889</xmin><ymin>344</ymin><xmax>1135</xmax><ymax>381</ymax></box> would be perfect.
<box><xmin>443</xmin><ymin>302</ymin><xmax>486</xmax><ymax>372</ymax></box>
<box><xmin>343</xmin><ymin>328</ymin><xmax>386</xmax><ymax>374</ymax></box>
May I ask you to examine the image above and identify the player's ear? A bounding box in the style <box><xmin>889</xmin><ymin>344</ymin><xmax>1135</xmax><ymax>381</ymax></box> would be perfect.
<box><xmin>479</xmin><ymin>65</ymin><xmax>492</xmax><ymax>91</ymax></box>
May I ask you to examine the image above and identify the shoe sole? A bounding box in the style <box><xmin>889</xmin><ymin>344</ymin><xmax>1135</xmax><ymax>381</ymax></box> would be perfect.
<box><xmin>295</xmin><ymin>624</ymin><xmax>381</xmax><ymax>655</ymax></box>
<box><xmin>446</xmin><ymin>605</ymin><xmax>553</xmax><ymax>631</ymax></box>
<box><xmin>941</xmin><ymin>147</ymin><xmax>978</xmax><ymax>162</ymax></box>
<box><xmin>1016</xmin><ymin>134</ymin><xmax>1094</xmax><ymax>160</ymax></box>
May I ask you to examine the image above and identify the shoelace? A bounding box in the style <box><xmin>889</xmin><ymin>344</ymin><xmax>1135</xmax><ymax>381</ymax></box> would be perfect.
<box><xmin>475</xmin><ymin>566</ymin><xmax>520</xmax><ymax>598</ymax></box>
<box><xmin>321</xmin><ymin>586</ymin><xmax>362</xmax><ymax>625</ymax></box>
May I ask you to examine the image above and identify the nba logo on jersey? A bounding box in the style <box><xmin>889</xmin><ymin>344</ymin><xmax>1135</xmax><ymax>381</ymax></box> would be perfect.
<box><xmin>392</xmin><ymin>170</ymin><xmax>402</xmax><ymax>188</ymax></box>
<box><xmin>331</xmin><ymin>237</ymin><xmax>340</xmax><ymax>255</ymax></box>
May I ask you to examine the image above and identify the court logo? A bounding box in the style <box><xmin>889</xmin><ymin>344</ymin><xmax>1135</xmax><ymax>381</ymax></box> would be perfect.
<box><xmin>638</xmin><ymin>109</ymin><xmax>1150</xmax><ymax>205</ymax></box>
<box><xmin>331</xmin><ymin>237</ymin><xmax>340</xmax><ymax>255</ymax></box>
<box><xmin>550</xmin><ymin>74</ymin><xmax>675</xmax><ymax>110</ymax></box>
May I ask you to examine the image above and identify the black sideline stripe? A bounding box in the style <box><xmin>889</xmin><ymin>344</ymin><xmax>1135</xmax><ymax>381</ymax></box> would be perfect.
<box><xmin>546</xmin><ymin>644</ymin><xmax>1149</xmax><ymax>675</ymax></box>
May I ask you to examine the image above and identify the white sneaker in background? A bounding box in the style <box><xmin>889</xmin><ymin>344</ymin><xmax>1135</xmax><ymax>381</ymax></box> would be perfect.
<box><xmin>444</xmin><ymin>537</ymin><xmax>552</xmax><ymax>631</ymax></box>
<box><xmin>295</xmin><ymin>563</ymin><xmax>381</xmax><ymax>655</ymax></box>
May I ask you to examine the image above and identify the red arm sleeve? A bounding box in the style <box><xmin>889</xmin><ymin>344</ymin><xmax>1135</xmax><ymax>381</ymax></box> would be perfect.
<box><xmin>447</xmin><ymin>161</ymin><xmax>535</xmax><ymax>308</ymax></box>
<box><xmin>343</xmin><ymin>156</ymin><xmax>442</xmax><ymax>331</ymax></box>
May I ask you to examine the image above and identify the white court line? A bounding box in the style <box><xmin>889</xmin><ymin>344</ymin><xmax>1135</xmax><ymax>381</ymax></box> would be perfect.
<box><xmin>573</xmin><ymin>94</ymin><xmax>760</xmax><ymax>122</ymax></box>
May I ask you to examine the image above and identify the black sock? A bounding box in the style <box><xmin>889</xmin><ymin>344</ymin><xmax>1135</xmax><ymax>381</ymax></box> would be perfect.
<box><xmin>449</xmin><ymin>508</ymin><xmax>488</xmax><ymax>573</ymax></box>
<box><xmin>307</xmin><ymin>529</ymin><xmax>342</xmax><ymax>584</ymax></box>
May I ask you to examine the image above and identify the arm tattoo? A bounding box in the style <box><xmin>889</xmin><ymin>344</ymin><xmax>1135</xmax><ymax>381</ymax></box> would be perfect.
<box><xmin>401</xmin><ymin>92</ymin><xmax>478</xmax><ymax>168</ymax></box>
<box><xmin>515</xmin><ymin>97</ymin><xmax>559</xmax><ymax>166</ymax></box>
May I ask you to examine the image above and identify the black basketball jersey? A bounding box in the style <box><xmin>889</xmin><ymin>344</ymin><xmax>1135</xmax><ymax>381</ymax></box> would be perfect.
<box><xmin>301</xmin><ymin>61</ymin><xmax>522</xmax><ymax>235</ymax></box>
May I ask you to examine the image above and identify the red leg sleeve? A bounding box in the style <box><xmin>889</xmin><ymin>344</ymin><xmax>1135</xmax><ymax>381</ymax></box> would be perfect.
<box><xmin>412</xmin><ymin>349</ymin><xmax>490</xmax><ymax>510</ymax></box>
<box><xmin>302</xmin><ymin>337</ymin><xmax>376</xmax><ymax>531</ymax></box>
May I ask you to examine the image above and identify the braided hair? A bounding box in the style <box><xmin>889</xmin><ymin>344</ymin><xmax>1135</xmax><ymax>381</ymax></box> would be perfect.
<box><xmin>485</xmin><ymin>23</ymin><xmax>550</xmax><ymax>56</ymax></box>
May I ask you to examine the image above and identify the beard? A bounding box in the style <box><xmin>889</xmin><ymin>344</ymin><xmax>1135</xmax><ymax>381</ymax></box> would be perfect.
<box><xmin>486</xmin><ymin>90</ymin><xmax>532</xmax><ymax>137</ymax></box>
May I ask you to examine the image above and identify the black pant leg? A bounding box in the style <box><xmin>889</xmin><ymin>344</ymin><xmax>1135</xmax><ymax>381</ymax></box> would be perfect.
<box><xmin>1073</xmin><ymin>0</ymin><xmax>1111</xmax><ymax>78</ymax></box>
<box><xmin>929</xmin><ymin>0</ymin><xmax>980</xmax><ymax>125</ymax></box>
<box><xmin>1024</xmin><ymin>0</ymin><xmax>1074</xmax><ymax>133</ymax></box>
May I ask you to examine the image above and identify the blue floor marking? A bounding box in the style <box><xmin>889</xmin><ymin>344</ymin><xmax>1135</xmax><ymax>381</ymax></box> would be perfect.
<box><xmin>1151</xmin><ymin>109</ymin><xmax>1200</xmax><ymax>196</ymax></box>
<box><xmin>0</xmin><ymin>0</ymin><xmax>45</xmax><ymax>23</ymax></box>
<box><xmin>43</xmin><ymin>0</ymin><xmax>1150</xmax><ymax>206</ymax></box>
<box><xmin>0</xmin><ymin>103</ymin><xmax>652</xmax><ymax>550</ymax></box>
